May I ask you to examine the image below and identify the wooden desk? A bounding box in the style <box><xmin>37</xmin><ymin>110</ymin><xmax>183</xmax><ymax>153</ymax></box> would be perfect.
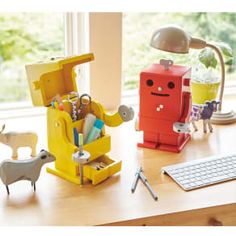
<box><xmin>0</xmin><ymin>103</ymin><xmax>236</xmax><ymax>226</ymax></box>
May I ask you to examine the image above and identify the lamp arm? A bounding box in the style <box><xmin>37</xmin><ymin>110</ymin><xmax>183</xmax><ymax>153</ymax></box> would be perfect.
<box><xmin>205</xmin><ymin>43</ymin><xmax>225</xmax><ymax>111</ymax></box>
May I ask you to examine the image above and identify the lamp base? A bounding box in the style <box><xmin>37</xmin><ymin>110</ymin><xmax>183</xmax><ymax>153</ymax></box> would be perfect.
<box><xmin>211</xmin><ymin>110</ymin><xmax>236</xmax><ymax>125</ymax></box>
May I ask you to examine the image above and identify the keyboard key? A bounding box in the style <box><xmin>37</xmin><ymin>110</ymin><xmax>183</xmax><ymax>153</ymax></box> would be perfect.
<box><xmin>227</xmin><ymin>173</ymin><xmax>236</xmax><ymax>178</ymax></box>
<box><xmin>195</xmin><ymin>181</ymin><xmax>203</xmax><ymax>186</ymax></box>
<box><xmin>210</xmin><ymin>176</ymin><xmax>228</xmax><ymax>183</ymax></box>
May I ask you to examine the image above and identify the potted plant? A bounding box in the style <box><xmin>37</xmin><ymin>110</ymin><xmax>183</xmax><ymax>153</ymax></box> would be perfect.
<box><xmin>191</xmin><ymin>42</ymin><xmax>234</xmax><ymax>104</ymax></box>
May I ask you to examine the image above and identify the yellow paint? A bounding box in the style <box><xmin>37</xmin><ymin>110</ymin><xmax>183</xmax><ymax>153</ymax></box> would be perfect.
<box><xmin>191</xmin><ymin>81</ymin><xmax>220</xmax><ymax>104</ymax></box>
<box><xmin>26</xmin><ymin>54</ymin><xmax>123</xmax><ymax>185</ymax></box>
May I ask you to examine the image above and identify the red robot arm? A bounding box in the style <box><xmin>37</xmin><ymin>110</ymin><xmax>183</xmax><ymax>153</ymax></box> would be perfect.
<box><xmin>179</xmin><ymin>91</ymin><xmax>192</xmax><ymax>123</ymax></box>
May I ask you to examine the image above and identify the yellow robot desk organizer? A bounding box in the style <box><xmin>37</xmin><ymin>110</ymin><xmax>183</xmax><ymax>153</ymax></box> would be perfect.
<box><xmin>25</xmin><ymin>53</ymin><xmax>134</xmax><ymax>185</ymax></box>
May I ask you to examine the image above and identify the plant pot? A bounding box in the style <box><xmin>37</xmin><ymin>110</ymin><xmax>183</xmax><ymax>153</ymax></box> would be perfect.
<box><xmin>191</xmin><ymin>81</ymin><xmax>220</xmax><ymax>104</ymax></box>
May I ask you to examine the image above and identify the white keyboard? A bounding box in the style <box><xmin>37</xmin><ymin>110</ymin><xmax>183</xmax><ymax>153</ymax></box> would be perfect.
<box><xmin>162</xmin><ymin>154</ymin><xmax>236</xmax><ymax>191</ymax></box>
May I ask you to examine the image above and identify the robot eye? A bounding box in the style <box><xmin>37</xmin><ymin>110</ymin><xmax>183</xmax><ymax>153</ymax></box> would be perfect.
<box><xmin>168</xmin><ymin>81</ymin><xmax>175</xmax><ymax>89</ymax></box>
<box><xmin>146</xmin><ymin>79</ymin><xmax>153</xmax><ymax>87</ymax></box>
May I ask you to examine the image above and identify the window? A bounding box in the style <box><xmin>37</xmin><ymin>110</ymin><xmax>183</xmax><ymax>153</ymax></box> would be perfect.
<box><xmin>122</xmin><ymin>13</ymin><xmax>236</xmax><ymax>103</ymax></box>
<box><xmin>0</xmin><ymin>13</ymin><xmax>65</xmax><ymax>105</ymax></box>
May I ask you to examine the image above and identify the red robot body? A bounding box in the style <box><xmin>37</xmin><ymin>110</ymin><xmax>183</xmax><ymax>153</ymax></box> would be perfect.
<box><xmin>138</xmin><ymin>62</ymin><xmax>192</xmax><ymax>153</ymax></box>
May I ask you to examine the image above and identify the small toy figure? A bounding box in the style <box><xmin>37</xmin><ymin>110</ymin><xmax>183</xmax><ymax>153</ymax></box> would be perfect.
<box><xmin>0</xmin><ymin>150</ymin><xmax>55</xmax><ymax>195</ymax></box>
<box><xmin>138</xmin><ymin>59</ymin><xmax>192</xmax><ymax>153</ymax></box>
<box><xmin>191</xmin><ymin>101</ymin><xmax>220</xmax><ymax>133</ymax></box>
<box><xmin>0</xmin><ymin>125</ymin><xmax>38</xmax><ymax>159</ymax></box>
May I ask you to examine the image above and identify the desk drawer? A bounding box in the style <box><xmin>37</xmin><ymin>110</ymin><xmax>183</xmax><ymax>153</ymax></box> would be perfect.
<box><xmin>105</xmin><ymin>203</ymin><xmax>236</xmax><ymax>226</ymax></box>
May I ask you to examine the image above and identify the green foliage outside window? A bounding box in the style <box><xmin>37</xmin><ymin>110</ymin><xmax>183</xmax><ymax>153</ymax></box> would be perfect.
<box><xmin>0</xmin><ymin>13</ymin><xmax>64</xmax><ymax>103</ymax></box>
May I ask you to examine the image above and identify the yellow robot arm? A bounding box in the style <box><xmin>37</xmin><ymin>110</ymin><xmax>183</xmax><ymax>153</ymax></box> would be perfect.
<box><xmin>101</xmin><ymin>104</ymin><xmax>134</xmax><ymax>127</ymax></box>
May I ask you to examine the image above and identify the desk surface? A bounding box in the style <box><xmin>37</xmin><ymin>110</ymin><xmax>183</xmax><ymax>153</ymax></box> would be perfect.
<box><xmin>0</xmin><ymin>99</ymin><xmax>236</xmax><ymax>226</ymax></box>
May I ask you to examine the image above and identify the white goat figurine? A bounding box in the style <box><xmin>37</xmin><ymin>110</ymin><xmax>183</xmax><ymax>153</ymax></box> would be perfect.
<box><xmin>0</xmin><ymin>124</ymin><xmax>38</xmax><ymax>159</ymax></box>
<box><xmin>0</xmin><ymin>150</ymin><xmax>55</xmax><ymax>195</ymax></box>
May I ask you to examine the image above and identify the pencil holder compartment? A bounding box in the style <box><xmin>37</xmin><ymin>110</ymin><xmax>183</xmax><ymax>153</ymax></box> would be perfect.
<box><xmin>73</xmin><ymin>118</ymin><xmax>108</xmax><ymax>162</ymax></box>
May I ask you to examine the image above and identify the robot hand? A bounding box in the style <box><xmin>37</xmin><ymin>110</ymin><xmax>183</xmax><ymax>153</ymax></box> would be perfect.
<box><xmin>173</xmin><ymin>122</ymin><xmax>191</xmax><ymax>133</ymax></box>
<box><xmin>118</xmin><ymin>105</ymin><xmax>134</xmax><ymax>122</ymax></box>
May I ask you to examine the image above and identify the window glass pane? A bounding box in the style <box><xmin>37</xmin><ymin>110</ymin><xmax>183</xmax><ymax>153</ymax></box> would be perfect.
<box><xmin>122</xmin><ymin>13</ymin><xmax>236</xmax><ymax>91</ymax></box>
<box><xmin>0</xmin><ymin>13</ymin><xmax>64</xmax><ymax>103</ymax></box>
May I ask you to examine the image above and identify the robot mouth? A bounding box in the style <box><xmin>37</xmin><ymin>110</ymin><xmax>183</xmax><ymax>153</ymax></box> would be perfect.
<box><xmin>151</xmin><ymin>92</ymin><xmax>170</xmax><ymax>97</ymax></box>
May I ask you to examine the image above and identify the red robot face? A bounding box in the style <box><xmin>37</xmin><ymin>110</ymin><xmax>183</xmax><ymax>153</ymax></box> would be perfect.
<box><xmin>140</xmin><ymin>74</ymin><xmax>183</xmax><ymax>120</ymax></box>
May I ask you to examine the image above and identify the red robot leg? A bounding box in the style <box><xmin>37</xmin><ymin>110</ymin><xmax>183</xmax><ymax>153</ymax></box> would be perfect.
<box><xmin>158</xmin><ymin>133</ymin><xmax>191</xmax><ymax>153</ymax></box>
<box><xmin>137</xmin><ymin>131</ymin><xmax>159</xmax><ymax>149</ymax></box>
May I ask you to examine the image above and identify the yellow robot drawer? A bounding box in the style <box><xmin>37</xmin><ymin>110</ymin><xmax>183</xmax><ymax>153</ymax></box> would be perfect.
<box><xmin>83</xmin><ymin>155</ymin><xmax>122</xmax><ymax>185</ymax></box>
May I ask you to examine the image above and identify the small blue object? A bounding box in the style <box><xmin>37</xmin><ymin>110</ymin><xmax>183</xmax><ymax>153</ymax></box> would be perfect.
<box><xmin>85</xmin><ymin>119</ymin><xmax>104</xmax><ymax>144</ymax></box>
<box><xmin>51</xmin><ymin>101</ymin><xmax>55</xmax><ymax>108</ymax></box>
<box><xmin>73</xmin><ymin>128</ymin><xmax>79</xmax><ymax>146</ymax></box>
<box><xmin>94</xmin><ymin>119</ymin><xmax>104</xmax><ymax>129</ymax></box>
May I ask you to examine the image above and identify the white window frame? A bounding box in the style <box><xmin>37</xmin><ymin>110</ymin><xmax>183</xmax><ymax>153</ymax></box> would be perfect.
<box><xmin>65</xmin><ymin>12</ymin><xmax>90</xmax><ymax>94</ymax></box>
<box><xmin>66</xmin><ymin>12</ymin><xmax>123</xmax><ymax>110</ymax></box>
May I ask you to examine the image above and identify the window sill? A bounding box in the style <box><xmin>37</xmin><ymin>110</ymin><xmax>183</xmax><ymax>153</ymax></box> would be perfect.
<box><xmin>0</xmin><ymin>101</ymin><xmax>46</xmax><ymax>120</ymax></box>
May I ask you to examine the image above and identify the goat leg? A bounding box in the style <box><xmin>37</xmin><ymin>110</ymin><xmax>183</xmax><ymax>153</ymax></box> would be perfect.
<box><xmin>203</xmin><ymin>120</ymin><xmax>207</xmax><ymax>133</ymax></box>
<box><xmin>6</xmin><ymin>185</ymin><xmax>10</xmax><ymax>195</ymax></box>
<box><xmin>208</xmin><ymin>120</ymin><xmax>213</xmax><ymax>132</ymax></box>
<box><xmin>11</xmin><ymin>148</ymin><xmax>18</xmax><ymax>159</ymax></box>
<box><xmin>191</xmin><ymin>121</ymin><xmax>198</xmax><ymax>131</ymax></box>
<box><xmin>31</xmin><ymin>147</ymin><xmax>37</xmax><ymax>157</ymax></box>
<box><xmin>33</xmin><ymin>182</ymin><xmax>36</xmax><ymax>192</ymax></box>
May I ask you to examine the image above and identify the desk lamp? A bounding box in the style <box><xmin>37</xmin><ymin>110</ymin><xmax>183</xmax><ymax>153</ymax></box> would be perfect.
<box><xmin>150</xmin><ymin>25</ymin><xmax>236</xmax><ymax>124</ymax></box>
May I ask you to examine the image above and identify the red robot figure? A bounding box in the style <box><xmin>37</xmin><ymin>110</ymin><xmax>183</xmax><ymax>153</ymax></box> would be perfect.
<box><xmin>138</xmin><ymin>59</ymin><xmax>192</xmax><ymax>153</ymax></box>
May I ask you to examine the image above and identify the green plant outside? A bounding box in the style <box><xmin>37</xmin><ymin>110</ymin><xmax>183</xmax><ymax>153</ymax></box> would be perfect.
<box><xmin>0</xmin><ymin>13</ymin><xmax>64</xmax><ymax>103</ymax></box>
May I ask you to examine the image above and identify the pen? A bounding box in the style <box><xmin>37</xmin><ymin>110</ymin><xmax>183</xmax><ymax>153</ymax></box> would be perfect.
<box><xmin>131</xmin><ymin>167</ymin><xmax>142</xmax><ymax>193</ymax></box>
<box><xmin>139</xmin><ymin>171</ymin><xmax>158</xmax><ymax>201</ymax></box>
<box><xmin>78</xmin><ymin>133</ymin><xmax>84</xmax><ymax>156</ymax></box>
<box><xmin>78</xmin><ymin>133</ymin><xmax>84</xmax><ymax>185</ymax></box>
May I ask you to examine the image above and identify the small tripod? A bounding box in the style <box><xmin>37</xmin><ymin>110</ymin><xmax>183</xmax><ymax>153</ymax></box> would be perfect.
<box><xmin>131</xmin><ymin>167</ymin><xmax>158</xmax><ymax>201</ymax></box>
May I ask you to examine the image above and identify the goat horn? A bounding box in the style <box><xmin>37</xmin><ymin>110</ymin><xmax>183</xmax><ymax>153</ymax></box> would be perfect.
<box><xmin>0</xmin><ymin>124</ymin><xmax>5</xmax><ymax>133</ymax></box>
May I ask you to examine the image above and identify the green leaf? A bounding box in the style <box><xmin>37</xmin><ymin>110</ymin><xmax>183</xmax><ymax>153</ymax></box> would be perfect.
<box><xmin>225</xmin><ymin>58</ymin><xmax>234</xmax><ymax>66</ymax></box>
<box><xmin>215</xmin><ymin>42</ymin><xmax>233</xmax><ymax>57</ymax></box>
<box><xmin>198</xmin><ymin>48</ymin><xmax>217</xmax><ymax>68</ymax></box>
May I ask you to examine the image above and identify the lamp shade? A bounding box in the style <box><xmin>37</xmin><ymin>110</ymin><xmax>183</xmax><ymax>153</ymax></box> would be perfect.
<box><xmin>150</xmin><ymin>25</ymin><xmax>191</xmax><ymax>54</ymax></box>
<box><xmin>150</xmin><ymin>25</ymin><xmax>207</xmax><ymax>53</ymax></box>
